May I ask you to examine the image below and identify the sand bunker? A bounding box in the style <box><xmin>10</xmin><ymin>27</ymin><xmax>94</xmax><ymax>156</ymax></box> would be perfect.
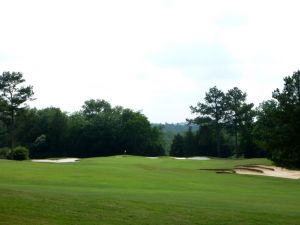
<box><xmin>233</xmin><ymin>165</ymin><xmax>300</xmax><ymax>179</ymax></box>
<box><xmin>173</xmin><ymin>157</ymin><xmax>210</xmax><ymax>160</ymax></box>
<box><xmin>32</xmin><ymin>158</ymin><xmax>79</xmax><ymax>163</ymax></box>
<box><xmin>146</xmin><ymin>157</ymin><xmax>159</xmax><ymax>159</ymax></box>
<box><xmin>204</xmin><ymin>165</ymin><xmax>300</xmax><ymax>179</ymax></box>
<box><xmin>189</xmin><ymin>157</ymin><xmax>210</xmax><ymax>160</ymax></box>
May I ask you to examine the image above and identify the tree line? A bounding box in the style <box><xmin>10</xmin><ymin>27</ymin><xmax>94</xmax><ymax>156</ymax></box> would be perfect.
<box><xmin>0</xmin><ymin>72</ymin><xmax>164</xmax><ymax>158</ymax></box>
<box><xmin>152</xmin><ymin>123</ymin><xmax>198</xmax><ymax>154</ymax></box>
<box><xmin>1</xmin><ymin>70</ymin><xmax>299</xmax><ymax>168</ymax></box>
<box><xmin>170</xmin><ymin>86</ymin><xmax>262</xmax><ymax>158</ymax></box>
<box><xmin>170</xmin><ymin>71</ymin><xmax>300</xmax><ymax>168</ymax></box>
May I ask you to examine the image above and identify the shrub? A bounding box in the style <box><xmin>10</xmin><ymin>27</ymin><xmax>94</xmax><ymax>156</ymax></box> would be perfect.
<box><xmin>0</xmin><ymin>147</ymin><xmax>11</xmax><ymax>159</ymax></box>
<box><xmin>11</xmin><ymin>146</ymin><xmax>29</xmax><ymax>160</ymax></box>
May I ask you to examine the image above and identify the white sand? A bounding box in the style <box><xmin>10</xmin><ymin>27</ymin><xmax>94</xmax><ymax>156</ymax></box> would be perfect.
<box><xmin>172</xmin><ymin>157</ymin><xmax>210</xmax><ymax>160</ymax></box>
<box><xmin>172</xmin><ymin>157</ymin><xmax>187</xmax><ymax>160</ymax></box>
<box><xmin>146</xmin><ymin>157</ymin><xmax>159</xmax><ymax>159</ymax></box>
<box><xmin>234</xmin><ymin>165</ymin><xmax>300</xmax><ymax>179</ymax></box>
<box><xmin>188</xmin><ymin>157</ymin><xmax>210</xmax><ymax>160</ymax></box>
<box><xmin>32</xmin><ymin>158</ymin><xmax>79</xmax><ymax>163</ymax></box>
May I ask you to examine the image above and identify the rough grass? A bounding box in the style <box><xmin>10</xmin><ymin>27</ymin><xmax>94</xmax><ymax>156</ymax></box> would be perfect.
<box><xmin>0</xmin><ymin>156</ymin><xmax>299</xmax><ymax>225</ymax></box>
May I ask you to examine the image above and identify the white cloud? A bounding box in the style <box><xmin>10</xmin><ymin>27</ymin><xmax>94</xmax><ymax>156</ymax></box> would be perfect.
<box><xmin>1</xmin><ymin>0</ymin><xmax>300</xmax><ymax>122</ymax></box>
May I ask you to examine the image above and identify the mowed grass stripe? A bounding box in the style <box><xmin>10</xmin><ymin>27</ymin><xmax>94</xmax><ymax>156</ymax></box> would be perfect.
<box><xmin>0</xmin><ymin>157</ymin><xmax>299</xmax><ymax>225</ymax></box>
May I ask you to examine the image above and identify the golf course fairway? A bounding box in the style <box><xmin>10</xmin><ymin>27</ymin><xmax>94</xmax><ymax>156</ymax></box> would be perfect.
<box><xmin>0</xmin><ymin>156</ymin><xmax>299</xmax><ymax>225</ymax></box>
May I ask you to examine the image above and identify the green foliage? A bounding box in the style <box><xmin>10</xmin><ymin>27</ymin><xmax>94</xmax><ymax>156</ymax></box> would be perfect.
<box><xmin>160</xmin><ymin>130</ymin><xmax>175</xmax><ymax>154</ymax></box>
<box><xmin>31</xmin><ymin>134</ymin><xmax>47</xmax><ymax>157</ymax></box>
<box><xmin>0</xmin><ymin>75</ymin><xmax>163</xmax><ymax>158</ymax></box>
<box><xmin>153</xmin><ymin>123</ymin><xmax>198</xmax><ymax>154</ymax></box>
<box><xmin>10</xmin><ymin>146</ymin><xmax>29</xmax><ymax>160</ymax></box>
<box><xmin>170</xmin><ymin>134</ymin><xmax>186</xmax><ymax>156</ymax></box>
<box><xmin>119</xmin><ymin>109</ymin><xmax>164</xmax><ymax>156</ymax></box>
<box><xmin>2</xmin><ymin>69</ymin><xmax>299</xmax><ymax>163</ymax></box>
<box><xmin>82</xmin><ymin>99</ymin><xmax>111</xmax><ymax>117</ymax></box>
<box><xmin>254</xmin><ymin>100</ymin><xmax>278</xmax><ymax>151</ymax></box>
<box><xmin>190</xmin><ymin>86</ymin><xmax>226</xmax><ymax>156</ymax></box>
<box><xmin>14</xmin><ymin>108</ymin><xmax>39</xmax><ymax>145</ymax></box>
<box><xmin>0</xmin><ymin>147</ymin><xmax>10</xmax><ymax>159</ymax></box>
<box><xmin>183</xmin><ymin>127</ymin><xmax>197</xmax><ymax>156</ymax></box>
<box><xmin>0</xmin><ymin>120</ymin><xmax>9</xmax><ymax>148</ymax></box>
<box><xmin>189</xmin><ymin>86</ymin><xmax>257</xmax><ymax>158</ymax></box>
<box><xmin>17</xmin><ymin>99</ymin><xmax>166</xmax><ymax>158</ymax></box>
<box><xmin>224</xmin><ymin>87</ymin><xmax>255</xmax><ymax>157</ymax></box>
<box><xmin>170</xmin><ymin>126</ymin><xmax>203</xmax><ymax>157</ymax></box>
<box><xmin>26</xmin><ymin>108</ymin><xmax>69</xmax><ymax>158</ymax></box>
<box><xmin>0</xmin><ymin>71</ymin><xmax>34</xmax><ymax>148</ymax></box>
<box><xmin>257</xmin><ymin>71</ymin><xmax>300</xmax><ymax>168</ymax></box>
<box><xmin>34</xmin><ymin>134</ymin><xmax>47</xmax><ymax>147</ymax></box>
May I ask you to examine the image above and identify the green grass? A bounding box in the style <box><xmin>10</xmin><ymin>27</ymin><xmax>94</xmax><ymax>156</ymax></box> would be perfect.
<box><xmin>0</xmin><ymin>156</ymin><xmax>299</xmax><ymax>225</ymax></box>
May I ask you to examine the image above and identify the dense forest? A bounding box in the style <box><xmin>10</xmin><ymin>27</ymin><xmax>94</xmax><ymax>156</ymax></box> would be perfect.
<box><xmin>0</xmin><ymin>71</ymin><xmax>299</xmax><ymax>168</ymax></box>
<box><xmin>170</xmin><ymin>85</ymin><xmax>263</xmax><ymax>158</ymax></box>
<box><xmin>170</xmin><ymin>71</ymin><xmax>300</xmax><ymax>168</ymax></box>
<box><xmin>0</xmin><ymin>72</ymin><xmax>164</xmax><ymax>158</ymax></box>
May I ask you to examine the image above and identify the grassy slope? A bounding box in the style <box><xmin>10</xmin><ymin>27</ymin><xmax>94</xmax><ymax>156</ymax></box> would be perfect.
<box><xmin>0</xmin><ymin>157</ymin><xmax>299</xmax><ymax>225</ymax></box>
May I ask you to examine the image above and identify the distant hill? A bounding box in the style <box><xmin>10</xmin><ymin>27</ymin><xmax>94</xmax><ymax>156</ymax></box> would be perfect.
<box><xmin>152</xmin><ymin>123</ymin><xmax>198</xmax><ymax>153</ymax></box>
<box><xmin>152</xmin><ymin>122</ymin><xmax>198</xmax><ymax>134</ymax></box>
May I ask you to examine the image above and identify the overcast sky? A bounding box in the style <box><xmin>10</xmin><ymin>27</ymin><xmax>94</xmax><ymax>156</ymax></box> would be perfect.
<box><xmin>1</xmin><ymin>0</ymin><xmax>300</xmax><ymax>123</ymax></box>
